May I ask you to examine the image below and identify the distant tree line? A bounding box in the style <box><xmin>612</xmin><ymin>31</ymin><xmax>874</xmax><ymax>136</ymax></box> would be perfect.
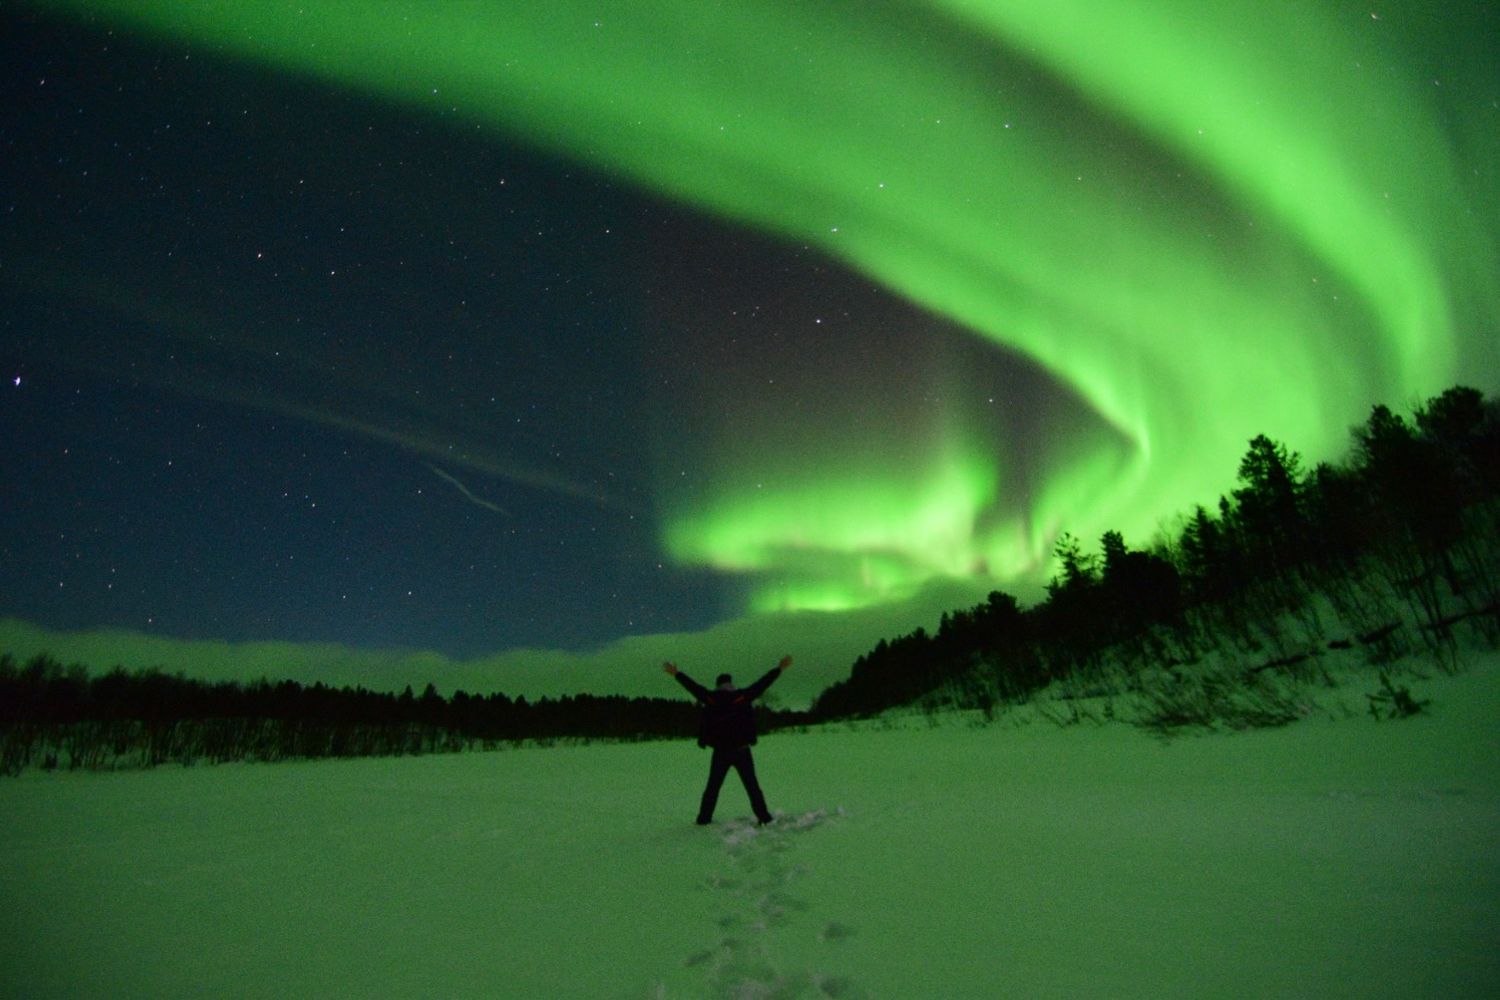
<box><xmin>812</xmin><ymin>385</ymin><xmax>1500</xmax><ymax>723</ymax></box>
<box><xmin>0</xmin><ymin>659</ymin><xmax>810</xmax><ymax>775</ymax></box>
<box><xmin>7</xmin><ymin>384</ymin><xmax>1497</xmax><ymax>769</ymax></box>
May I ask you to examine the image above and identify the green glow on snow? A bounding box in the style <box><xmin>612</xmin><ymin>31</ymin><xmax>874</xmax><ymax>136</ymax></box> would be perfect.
<box><xmin>39</xmin><ymin>0</ymin><xmax>1500</xmax><ymax>611</ymax></box>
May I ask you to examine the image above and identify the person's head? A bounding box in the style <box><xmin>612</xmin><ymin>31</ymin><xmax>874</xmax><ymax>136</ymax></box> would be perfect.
<box><xmin>715</xmin><ymin>673</ymin><xmax>734</xmax><ymax>690</ymax></box>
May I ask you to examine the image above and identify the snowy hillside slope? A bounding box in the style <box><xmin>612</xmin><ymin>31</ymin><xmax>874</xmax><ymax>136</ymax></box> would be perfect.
<box><xmin>2</xmin><ymin>656</ymin><xmax>1497</xmax><ymax>998</ymax></box>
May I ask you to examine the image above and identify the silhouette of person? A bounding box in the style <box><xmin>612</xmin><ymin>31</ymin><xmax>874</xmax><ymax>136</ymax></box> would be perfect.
<box><xmin>663</xmin><ymin>655</ymin><xmax>791</xmax><ymax>825</ymax></box>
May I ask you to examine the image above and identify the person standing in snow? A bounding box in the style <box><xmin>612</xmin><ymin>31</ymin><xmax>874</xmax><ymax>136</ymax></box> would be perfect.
<box><xmin>663</xmin><ymin>656</ymin><xmax>791</xmax><ymax>826</ymax></box>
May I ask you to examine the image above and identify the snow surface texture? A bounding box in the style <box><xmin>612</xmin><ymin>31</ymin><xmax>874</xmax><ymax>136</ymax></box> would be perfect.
<box><xmin>679</xmin><ymin>808</ymin><xmax>856</xmax><ymax>999</ymax></box>
<box><xmin>2</xmin><ymin>657</ymin><xmax>1498</xmax><ymax>998</ymax></box>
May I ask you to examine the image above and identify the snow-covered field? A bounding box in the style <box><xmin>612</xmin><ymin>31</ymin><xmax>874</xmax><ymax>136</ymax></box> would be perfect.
<box><xmin>3</xmin><ymin>658</ymin><xmax>1498</xmax><ymax>999</ymax></box>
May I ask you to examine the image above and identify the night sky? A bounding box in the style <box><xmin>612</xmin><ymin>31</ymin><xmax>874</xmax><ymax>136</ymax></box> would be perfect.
<box><xmin>3</xmin><ymin>2</ymin><xmax>1497</xmax><ymax>699</ymax></box>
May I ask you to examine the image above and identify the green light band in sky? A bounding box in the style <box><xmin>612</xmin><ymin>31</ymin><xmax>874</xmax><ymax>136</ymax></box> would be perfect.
<box><xmin>38</xmin><ymin>0</ymin><xmax>1500</xmax><ymax>612</ymax></box>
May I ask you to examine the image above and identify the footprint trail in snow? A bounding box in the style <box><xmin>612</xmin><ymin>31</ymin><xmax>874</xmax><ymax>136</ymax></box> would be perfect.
<box><xmin>672</xmin><ymin>807</ymin><xmax>861</xmax><ymax>999</ymax></box>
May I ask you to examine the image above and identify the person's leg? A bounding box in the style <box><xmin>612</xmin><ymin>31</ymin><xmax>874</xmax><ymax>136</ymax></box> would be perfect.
<box><xmin>697</xmin><ymin>748</ymin><xmax>733</xmax><ymax>824</ymax></box>
<box><xmin>731</xmin><ymin>746</ymin><xmax>773</xmax><ymax>824</ymax></box>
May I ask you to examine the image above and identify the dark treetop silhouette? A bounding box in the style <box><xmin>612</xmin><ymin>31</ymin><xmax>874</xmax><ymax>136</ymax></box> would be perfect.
<box><xmin>664</xmin><ymin>655</ymin><xmax>792</xmax><ymax>825</ymax></box>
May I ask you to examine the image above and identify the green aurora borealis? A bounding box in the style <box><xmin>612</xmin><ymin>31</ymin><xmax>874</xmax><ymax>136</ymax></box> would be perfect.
<box><xmin>32</xmin><ymin>0</ymin><xmax>1500</xmax><ymax>618</ymax></box>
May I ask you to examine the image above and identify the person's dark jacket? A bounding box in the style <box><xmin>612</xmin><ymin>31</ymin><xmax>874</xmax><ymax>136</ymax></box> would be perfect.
<box><xmin>673</xmin><ymin>668</ymin><xmax>782</xmax><ymax>749</ymax></box>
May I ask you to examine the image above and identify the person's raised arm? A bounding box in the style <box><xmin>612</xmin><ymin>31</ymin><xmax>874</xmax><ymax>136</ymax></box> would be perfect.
<box><xmin>741</xmin><ymin>655</ymin><xmax>792</xmax><ymax>701</ymax></box>
<box><xmin>664</xmin><ymin>661</ymin><xmax>710</xmax><ymax>701</ymax></box>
